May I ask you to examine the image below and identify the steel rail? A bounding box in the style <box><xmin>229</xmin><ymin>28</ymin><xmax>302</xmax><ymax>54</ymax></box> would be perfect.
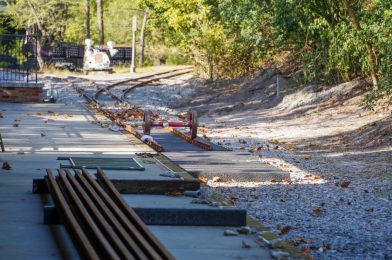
<box><xmin>57</xmin><ymin>170</ymin><xmax>120</xmax><ymax>260</ymax></box>
<box><xmin>167</xmin><ymin>127</ymin><xmax>213</xmax><ymax>151</ymax></box>
<box><xmin>74</xmin><ymin>170</ymin><xmax>153</xmax><ymax>259</ymax></box>
<box><xmin>72</xmin><ymin>68</ymin><xmax>213</xmax><ymax>152</ymax></box>
<box><xmin>63</xmin><ymin>169</ymin><xmax>136</xmax><ymax>259</ymax></box>
<box><xmin>72</xmin><ymin>83</ymin><xmax>164</xmax><ymax>152</ymax></box>
<box><xmin>94</xmin><ymin>168</ymin><xmax>175</xmax><ymax>260</ymax></box>
<box><xmin>81</xmin><ymin>169</ymin><xmax>174</xmax><ymax>260</ymax></box>
<box><xmin>120</xmin><ymin>69</ymin><xmax>193</xmax><ymax>100</ymax></box>
<box><xmin>94</xmin><ymin>67</ymin><xmax>193</xmax><ymax>99</ymax></box>
<box><xmin>45</xmin><ymin>169</ymin><xmax>100</xmax><ymax>260</ymax></box>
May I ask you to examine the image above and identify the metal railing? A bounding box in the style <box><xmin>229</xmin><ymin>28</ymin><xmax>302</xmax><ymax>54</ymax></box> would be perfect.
<box><xmin>0</xmin><ymin>34</ymin><xmax>38</xmax><ymax>83</ymax></box>
<box><xmin>42</xmin><ymin>43</ymin><xmax>131</xmax><ymax>68</ymax></box>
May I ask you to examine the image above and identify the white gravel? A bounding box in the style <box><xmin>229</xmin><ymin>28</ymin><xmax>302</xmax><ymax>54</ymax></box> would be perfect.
<box><xmin>207</xmin><ymin>139</ymin><xmax>392</xmax><ymax>259</ymax></box>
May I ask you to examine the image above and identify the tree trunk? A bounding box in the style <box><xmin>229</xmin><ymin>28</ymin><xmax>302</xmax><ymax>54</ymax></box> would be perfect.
<box><xmin>85</xmin><ymin>0</ymin><xmax>90</xmax><ymax>39</ymax></box>
<box><xmin>139</xmin><ymin>8</ymin><xmax>149</xmax><ymax>67</ymax></box>
<box><xmin>36</xmin><ymin>39</ymin><xmax>44</xmax><ymax>69</ymax></box>
<box><xmin>342</xmin><ymin>0</ymin><xmax>378</xmax><ymax>88</ymax></box>
<box><xmin>96</xmin><ymin>0</ymin><xmax>104</xmax><ymax>45</ymax></box>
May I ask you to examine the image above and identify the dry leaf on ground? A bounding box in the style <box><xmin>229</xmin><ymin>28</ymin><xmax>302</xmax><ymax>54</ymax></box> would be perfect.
<box><xmin>312</xmin><ymin>208</ymin><xmax>324</xmax><ymax>217</ymax></box>
<box><xmin>198</xmin><ymin>176</ymin><xmax>208</xmax><ymax>184</ymax></box>
<box><xmin>284</xmin><ymin>144</ymin><xmax>297</xmax><ymax>151</ymax></box>
<box><xmin>2</xmin><ymin>162</ymin><xmax>12</xmax><ymax>170</ymax></box>
<box><xmin>279</xmin><ymin>225</ymin><xmax>291</xmax><ymax>235</ymax></box>
<box><xmin>212</xmin><ymin>176</ymin><xmax>225</xmax><ymax>182</ymax></box>
<box><xmin>340</xmin><ymin>181</ymin><xmax>351</xmax><ymax>188</ymax></box>
<box><xmin>164</xmin><ymin>191</ymin><xmax>182</xmax><ymax>196</ymax></box>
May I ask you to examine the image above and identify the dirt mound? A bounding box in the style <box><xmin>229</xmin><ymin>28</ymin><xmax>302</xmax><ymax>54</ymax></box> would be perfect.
<box><xmin>277</xmin><ymin>81</ymin><xmax>365</xmax><ymax>112</ymax></box>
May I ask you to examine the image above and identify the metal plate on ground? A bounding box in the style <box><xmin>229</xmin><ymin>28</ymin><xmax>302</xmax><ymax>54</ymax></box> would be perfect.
<box><xmin>58</xmin><ymin>157</ymin><xmax>145</xmax><ymax>170</ymax></box>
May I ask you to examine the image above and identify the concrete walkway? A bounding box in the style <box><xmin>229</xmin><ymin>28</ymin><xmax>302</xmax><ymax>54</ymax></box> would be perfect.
<box><xmin>0</xmin><ymin>103</ymin><xmax>273</xmax><ymax>259</ymax></box>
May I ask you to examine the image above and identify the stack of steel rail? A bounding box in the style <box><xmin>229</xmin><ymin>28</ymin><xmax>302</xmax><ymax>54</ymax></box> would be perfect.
<box><xmin>45</xmin><ymin>168</ymin><xmax>174</xmax><ymax>260</ymax></box>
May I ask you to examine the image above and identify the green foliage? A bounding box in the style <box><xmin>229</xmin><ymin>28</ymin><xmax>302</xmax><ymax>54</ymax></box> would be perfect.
<box><xmin>0</xmin><ymin>13</ymin><xmax>21</xmax><ymax>34</ymax></box>
<box><xmin>3</xmin><ymin>0</ymin><xmax>390</xmax><ymax>106</ymax></box>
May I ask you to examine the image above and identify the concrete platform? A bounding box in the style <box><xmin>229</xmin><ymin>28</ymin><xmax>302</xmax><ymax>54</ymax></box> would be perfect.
<box><xmin>150</xmin><ymin>127</ymin><xmax>289</xmax><ymax>182</ymax></box>
<box><xmin>0</xmin><ymin>102</ymin><xmax>273</xmax><ymax>259</ymax></box>
<box><xmin>150</xmin><ymin>226</ymin><xmax>271</xmax><ymax>260</ymax></box>
<box><xmin>165</xmin><ymin>151</ymin><xmax>289</xmax><ymax>182</ymax></box>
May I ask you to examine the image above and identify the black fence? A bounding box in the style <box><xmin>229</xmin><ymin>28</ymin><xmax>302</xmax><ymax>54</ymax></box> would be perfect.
<box><xmin>0</xmin><ymin>34</ymin><xmax>38</xmax><ymax>83</ymax></box>
<box><xmin>43</xmin><ymin>43</ymin><xmax>131</xmax><ymax>68</ymax></box>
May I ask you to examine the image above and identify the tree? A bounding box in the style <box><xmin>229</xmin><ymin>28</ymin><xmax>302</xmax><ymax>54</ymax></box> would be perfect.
<box><xmin>96</xmin><ymin>0</ymin><xmax>103</xmax><ymax>44</ymax></box>
<box><xmin>139</xmin><ymin>8</ymin><xmax>149</xmax><ymax>66</ymax></box>
<box><xmin>6</xmin><ymin>0</ymin><xmax>73</xmax><ymax>69</ymax></box>
<box><xmin>85</xmin><ymin>0</ymin><xmax>90</xmax><ymax>39</ymax></box>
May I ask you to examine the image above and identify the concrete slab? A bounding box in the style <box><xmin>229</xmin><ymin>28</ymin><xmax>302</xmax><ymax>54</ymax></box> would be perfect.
<box><xmin>0</xmin><ymin>103</ymin><xmax>152</xmax><ymax>154</ymax></box>
<box><xmin>149</xmin><ymin>226</ymin><xmax>272</xmax><ymax>260</ymax></box>
<box><xmin>164</xmin><ymin>151</ymin><xmax>290</xmax><ymax>182</ymax></box>
<box><xmin>0</xmin><ymin>102</ymin><xmax>274</xmax><ymax>259</ymax></box>
<box><xmin>0</xmin><ymin>102</ymin><xmax>156</xmax><ymax>259</ymax></box>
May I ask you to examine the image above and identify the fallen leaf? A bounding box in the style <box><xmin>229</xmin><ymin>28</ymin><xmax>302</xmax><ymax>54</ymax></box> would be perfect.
<box><xmin>198</xmin><ymin>176</ymin><xmax>208</xmax><ymax>184</ymax></box>
<box><xmin>212</xmin><ymin>176</ymin><xmax>225</xmax><ymax>182</ymax></box>
<box><xmin>284</xmin><ymin>144</ymin><xmax>297</xmax><ymax>151</ymax></box>
<box><xmin>300</xmin><ymin>246</ymin><xmax>309</xmax><ymax>253</ymax></box>
<box><xmin>270</xmin><ymin>139</ymin><xmax>279</xmax><ymax>145</ymax></box>
<box><xmin>164</xmin><ymin>191</ymin><xmax>182</xmax><ymax>196</ymax></box>
<box><xmin>314</xmin><ymin>176</ymin><xmax>321</xmax><ymax>180</ymax></box>
<box><xmin>312</xmin><ymin>208</ymin><xmax>324</xmax><ymax>217</ymax></box>
<box><xmin>340</xmin><ymin>181</ymin><xmax>350</xmax><ymax>188</ymax></box>
<box><xmin>2</xmin><ymin>162</ymin><xmax>12</xmax><ymax>170</ymax></box>
<box><xmin>300</xmin><ymin>155</ymin><xmax>311</xmax><ymax>160</ymax></box>
<box><xmin>279</xmin><ymin>225</ymin><xmax>291</xmax><ymax>235</ymax></box>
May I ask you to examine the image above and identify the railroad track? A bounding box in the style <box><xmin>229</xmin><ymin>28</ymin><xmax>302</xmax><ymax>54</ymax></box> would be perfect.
<box><xmin>69</xmin><ymin>68</ymin><xmax>213</xmax><ymax>152</ymax></box>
